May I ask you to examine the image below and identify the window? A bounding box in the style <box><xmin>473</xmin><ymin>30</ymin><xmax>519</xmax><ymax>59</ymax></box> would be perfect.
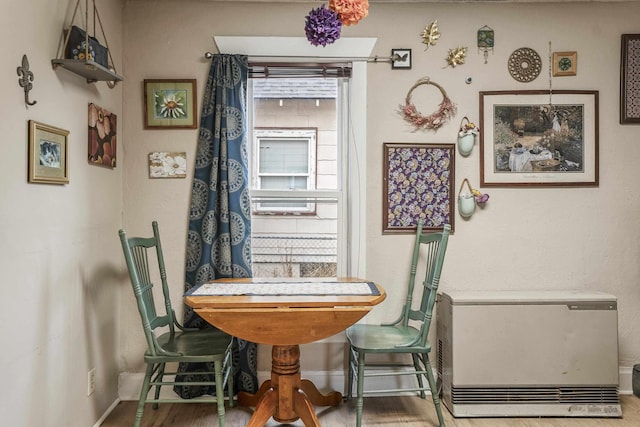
<box><xmin>253</xmin><ymin>128</ymin><xmax>317</xmax><ymax>213</ymax></box>
<box><xmin>249</xmin><ymin>76</ymin><xmax>343</xmax><ymax>278</ymax></box>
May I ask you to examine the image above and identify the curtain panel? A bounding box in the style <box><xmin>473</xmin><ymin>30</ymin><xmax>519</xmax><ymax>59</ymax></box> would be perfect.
<box><xmin>176</xmin><ymin>54</ymin><xmax>258</xmax><ymax>397</ymax></box>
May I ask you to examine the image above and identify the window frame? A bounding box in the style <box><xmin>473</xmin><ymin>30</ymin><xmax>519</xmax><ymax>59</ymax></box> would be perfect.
<box><xmin>242</xmin><ymin>54</ymin><xmax>368</xmax><ymax>279</ymax></box>
<box><xmin>252</xmin><ymin>127</ymin><xmax>318</xmax><ymax>214</ymax></box>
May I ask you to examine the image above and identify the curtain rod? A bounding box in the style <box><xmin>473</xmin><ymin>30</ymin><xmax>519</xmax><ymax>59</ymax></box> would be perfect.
<box><xmin>203</xmin><ymin>51</ymin><xmax>394</xmax><ymax>63</ymax></box>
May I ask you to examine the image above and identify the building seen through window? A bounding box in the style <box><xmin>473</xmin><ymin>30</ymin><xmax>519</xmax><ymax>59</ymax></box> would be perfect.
<box><xmin>249</xmin><ymin>77</ymin><xmax>343</xmax><ymax>278</ymax></box>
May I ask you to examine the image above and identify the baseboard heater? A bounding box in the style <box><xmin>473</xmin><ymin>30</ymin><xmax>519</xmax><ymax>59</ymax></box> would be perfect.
<box><xmin>436</xmin><ymin>290</ymin><xmax>621</xmax><ymax>417</ymax></box>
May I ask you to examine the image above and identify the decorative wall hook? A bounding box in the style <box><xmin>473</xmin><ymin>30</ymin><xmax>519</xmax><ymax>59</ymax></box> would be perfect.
<box><xmin>17</xmin><ymin>54</ymin><xmax>37</xmax><ymax>106</ymax></box>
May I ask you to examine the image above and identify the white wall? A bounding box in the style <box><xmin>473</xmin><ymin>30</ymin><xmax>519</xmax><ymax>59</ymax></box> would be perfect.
<box><xmin>2</xmin><ymin>1</ymin><xmax>637</xmax><ymax>424</ymax></box>
<box><xmin>120</xmin><ymin>1</ymin><xmax>640</xmax><ymax>393</ymax></box>
<box><xmin>0</xmin><ymin>0</ymin><xmax>125</xmax><ymax>426</ymax></box>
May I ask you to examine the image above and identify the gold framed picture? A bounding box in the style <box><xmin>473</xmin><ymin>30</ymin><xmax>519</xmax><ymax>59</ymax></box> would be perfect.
<box><xmin>552</xmin><ymin>51</ymin><xmax>577</xmax><ymax>77</ymax></box>
<box><xmin>28</xmin><ymin>120</ymin><xmax>69</xmax><ymax>184</ymax></box>
<box><xmin>143</xmin><ymin>79</ymin><xmax>197</xmax><ymax>129</ymax></box>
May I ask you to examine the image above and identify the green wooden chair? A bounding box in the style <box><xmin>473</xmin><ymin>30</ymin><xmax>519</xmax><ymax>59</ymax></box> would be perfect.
<box><xmin>346</xmin><ymin>221</ymin><xmax>451</xmax><ymax>427</ymax></box>
<box><xmin>118</xmin><ymin>221</ymin><xmax>234</xmax><ymax>427</ymax></box>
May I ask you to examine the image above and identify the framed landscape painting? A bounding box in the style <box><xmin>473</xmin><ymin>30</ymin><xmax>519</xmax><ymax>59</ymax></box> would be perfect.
<box><xmin>479</xmin><ymin>90</ymin><xmax>599</xmax><ymax>187</ymax></box>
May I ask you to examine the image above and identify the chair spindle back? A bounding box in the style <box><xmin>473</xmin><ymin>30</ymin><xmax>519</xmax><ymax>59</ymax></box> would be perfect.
<box><xmin>400</xmin><ymin>221</ymin><xmax>451</xmax><ymax>346</ymax></box>
<box><xmin>119</xmin><ymin>221</ymin><xmax>178</xmax><ymax>356</ymax></box>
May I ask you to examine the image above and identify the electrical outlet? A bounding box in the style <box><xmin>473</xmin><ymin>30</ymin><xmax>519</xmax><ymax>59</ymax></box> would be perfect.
<box><xmin>87</xmin><ymin>368</ymin><xmax>96</xmax><ymax>396</ymax></box>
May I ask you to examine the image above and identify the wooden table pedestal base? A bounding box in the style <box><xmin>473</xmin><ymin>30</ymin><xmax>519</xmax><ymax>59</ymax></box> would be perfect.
<box><xmin>238</xmin><ymin>344</ymin><xmax>343</xmax><ymax>427</ymax></box>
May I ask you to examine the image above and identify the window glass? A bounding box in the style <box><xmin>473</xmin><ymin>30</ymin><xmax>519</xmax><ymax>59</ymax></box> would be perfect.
<box><xmin>249</xmin><ymin>76</ymin><xmax>344</xmax><ymax>278</ymax></box>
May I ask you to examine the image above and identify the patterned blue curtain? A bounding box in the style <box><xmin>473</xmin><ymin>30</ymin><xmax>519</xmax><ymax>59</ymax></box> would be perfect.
<box><xmin>175</xmin><ymin>54</ymin><xmax>258</xmax><ymax>397</ymax></box>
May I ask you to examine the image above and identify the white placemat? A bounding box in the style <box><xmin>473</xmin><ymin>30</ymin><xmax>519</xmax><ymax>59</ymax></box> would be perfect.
<box><xmin>186</xmin><ymin>281</ymin><xmax>379</xmax><ymax>296</ymax></box>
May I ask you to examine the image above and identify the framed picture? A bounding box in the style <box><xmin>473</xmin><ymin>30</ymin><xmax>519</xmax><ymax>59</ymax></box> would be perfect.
<box><xmin>552</xmin><ymin>51</ymin><xmax>577</xmax><ymax>77</ymax></box>
<box><xmin>383</xmin><ymin>143</ymin><xmax>455</xmax><ymax>234</ymax></box>
<box><xmin>143</xmin><ymin>79</ymin><xmax>197</xmax><ymax>129</ymax></box>
<box><xmin>149</xmin><ymin>151</ymin><xmax>187</xmax><ymax>178</ymax></box>
<box><xmin>479</xmin><ymin>90</ymin><xmax>599</xmax><ymax>187</ymax></box>
<box><xmin>620</xmin><ymin>34</ymin><xmax>640</xmax><ymax>124</ymax></box>
<box><xmin>28</xmin><ymin>120</ymin><xmax>69</xmax><ymax>184</ymax></box>
<box><xmin>88</xmin><ymin>103</ymin><xmax>117</xmax><ymax>168</ymax></box>
<box><xmin>391</xmin><ymin>49</ymin><xmax>412</xmax><ymax>69</ymax></box>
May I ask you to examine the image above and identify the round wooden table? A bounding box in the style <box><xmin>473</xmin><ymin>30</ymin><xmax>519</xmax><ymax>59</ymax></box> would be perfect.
<box><xmin>184</xmin><ymin>277</ymin><xmax>386</xmax><ymax>427</ymax></box>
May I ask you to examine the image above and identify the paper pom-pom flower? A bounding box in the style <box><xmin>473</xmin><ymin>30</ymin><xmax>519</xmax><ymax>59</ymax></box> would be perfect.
<box><xmin>305</xmin><ymin>5</ymin><xmax>342</xmax><ymax>47</ymax></box>
<box><xmin>329</xmin><ymin>0</ymin><xmax>369</xmax><ymax>26</ymax></box>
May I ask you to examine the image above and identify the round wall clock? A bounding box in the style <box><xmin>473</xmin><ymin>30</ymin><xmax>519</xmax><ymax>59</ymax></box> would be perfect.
<box><xmin>507</xmin><ymin>47</ymin><xmax>542</xmax><ymax>82</ymax></box>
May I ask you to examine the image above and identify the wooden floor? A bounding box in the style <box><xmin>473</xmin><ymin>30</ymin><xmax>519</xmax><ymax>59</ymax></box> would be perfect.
<box><xmin>101</xmin><ymin>395</ymin><xmax>640</xmax><ymax>427</ymax></box>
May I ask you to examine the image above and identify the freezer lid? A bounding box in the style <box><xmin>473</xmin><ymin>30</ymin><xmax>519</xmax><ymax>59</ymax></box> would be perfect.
<box><xmin>439</xmin><ymin>290</ymin><xmax>617</xmax><ymax>305</ymax></box>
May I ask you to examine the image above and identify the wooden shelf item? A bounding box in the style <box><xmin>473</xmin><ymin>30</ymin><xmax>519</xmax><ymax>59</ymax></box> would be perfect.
<box><xmin>51</xmin><ymin>0</ymin><xmax>123</xmax><ymax>87</ymax></box>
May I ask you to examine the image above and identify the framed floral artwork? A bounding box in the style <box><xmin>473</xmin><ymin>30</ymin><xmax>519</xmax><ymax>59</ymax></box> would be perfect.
<box><xmin>148</xmin><ymin>152</ymin><xmax>187</xmax><ymax>178</ymax></box>
<box><xmin>479</xmin><ymin>90</ymin><xmax>599</xmax><ymax>187</ymax></box>
<box><xmin>383</xmin><ymin>143</ymin><xmax>455</xmax><ymax>234</ymax></box>
<box><xmin>88</xmin><ymin>103</ymin><xmax>117</xmax><ymax>168</ymax></box>
<box><xmin>28</xmin><ymin>120</ymin><xmax>69</xmax><ymax>184</ymax></box>
<box><xmin>143</xmin><ymin>79</ymin><xmax>197</xmax><ymax>129</ymax></box>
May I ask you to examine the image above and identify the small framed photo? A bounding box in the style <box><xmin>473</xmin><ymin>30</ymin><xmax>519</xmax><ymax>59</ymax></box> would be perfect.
<box><xmin>28</xmin><ymin>120</ymin><xmax>69</xmax><ymax>184</ymax></box>
<box><xmin>391</xmin><ymin>49</ymin><xmax>412</xmax><ymax>69</ymax></box>
<box><xmin>552</xmin><ymin>51</ymin><xmax>577</xmax><ymax>77</ymax></box>
<box><xmin>144</xmin><ymin>79</ymin><xmax>197</xmax><ymax>129</ymax></box>
<box><xmin>149</xmin><ymin>151</ymin><xmax>187</xmax><ymax>178</ymax></box>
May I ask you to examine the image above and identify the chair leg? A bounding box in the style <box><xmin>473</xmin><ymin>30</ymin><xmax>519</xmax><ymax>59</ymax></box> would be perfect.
<box><xmin>346</xmin><ymin>347</ymin><xmax>354</xmax><ymax>400</ymax></box>
<box><xmin>136</xmin><ymin>364</ymin><xmax>154</xmax><ymax>427</ymax></box>
<box><xmin>355</xmin><ymin>352</ymin><xmax>366</xmax><ymax>427</ymax></box>
<box><xmin>227</xmin><ymin>354</ymin><xmax>234</xmax><ymax>408</ymax></box>
<box><xmin>152</xmin><ymin>363</ymin><xmax>166</xmax><ymax>409</ymax></box>
<box><xmin>412</xmin><ymin>353</ymin><xmax>427</xmax><ymax>399</ymax></box>
<box><xmin>424</xmin><ymin>355</ymin><xmax>445</xmax><ymax>427</ymax></box>
<box><xmin>214</xmin><ymin>359</ymin><xmax>226</xmax><ymax>427</ymax></box>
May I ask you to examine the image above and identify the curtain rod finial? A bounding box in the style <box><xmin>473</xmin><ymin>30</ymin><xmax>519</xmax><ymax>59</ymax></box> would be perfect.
<box><xmin>205</xmin><ymin>52</ymin><xmax>213</xmax><ymax>59</ymax></box>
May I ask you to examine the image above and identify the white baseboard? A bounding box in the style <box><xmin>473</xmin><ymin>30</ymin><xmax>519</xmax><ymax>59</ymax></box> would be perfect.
<box><xmin>620</xmin><ymin>365</ymin><xmax>633</xmax><ymax>394</ymax></box>
<box><xmin>118</xmin><ymin>366</ymin><xmax>635</xmax><ymax>401</ymax></box>
<box><xmin>94</xmin><ymin>398</ymin><xmax>120</xmax><ymax>427</ymax></box>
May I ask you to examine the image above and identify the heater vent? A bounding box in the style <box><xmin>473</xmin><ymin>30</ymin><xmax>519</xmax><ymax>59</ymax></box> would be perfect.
<box><xmin>451</xmin><ymin>386</ymin><xmax>620</xmax><ymax>405</ymax></box>
<box><xmin>436</xmin><ymin>290</ymin><xmax>622</xmax><ymax>417</ymax></box>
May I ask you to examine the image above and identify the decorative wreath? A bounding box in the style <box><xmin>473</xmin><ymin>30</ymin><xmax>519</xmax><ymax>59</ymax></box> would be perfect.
<box><xmin>399</xmin><ymin>77</ymin><xmax>457</xmax><ymax>131</ymax></box>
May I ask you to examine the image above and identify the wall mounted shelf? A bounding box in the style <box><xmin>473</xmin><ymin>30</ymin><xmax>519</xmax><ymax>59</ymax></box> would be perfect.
<box><xmin>51</xmin><ymin>58</ymin><xmax>123</xmax><ymax>83</ymax></box>
<box><xmin>52</xmin><ymin>0</ymin><xmax>123</xmax><ymax>87</ymax></box>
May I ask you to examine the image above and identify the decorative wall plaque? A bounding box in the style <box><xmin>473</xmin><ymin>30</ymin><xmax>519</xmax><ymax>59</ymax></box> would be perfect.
<box><xmin>508</xmin><ymin>47</ymin><xmax>542</xmax><ymax>83</ymax></box>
